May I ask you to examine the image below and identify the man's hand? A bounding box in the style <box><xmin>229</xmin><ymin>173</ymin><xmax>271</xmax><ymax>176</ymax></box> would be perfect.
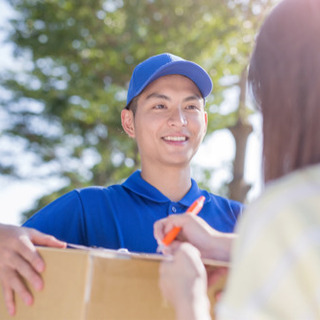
<box><xmin>0</xmin><ymin>224</ymin><xmax>66</xmax><ymax>316</ymax></box>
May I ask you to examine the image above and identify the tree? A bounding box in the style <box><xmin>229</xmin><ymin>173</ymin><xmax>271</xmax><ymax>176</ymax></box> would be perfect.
<box><xmin>0</xmin><ymin>0</ymin><xmax>277</xmax><ymax>220</ymax></box>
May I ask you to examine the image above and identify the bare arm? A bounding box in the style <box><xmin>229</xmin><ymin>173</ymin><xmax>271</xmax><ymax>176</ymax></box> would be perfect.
<box><xmin>0</xmin><ymin>223</ymin><xmax>66</xmax><ymax>315</ymax></box>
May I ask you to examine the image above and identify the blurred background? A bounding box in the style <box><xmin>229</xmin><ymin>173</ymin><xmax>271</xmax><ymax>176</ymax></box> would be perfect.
<box><xmin>0</xmin><ymin>0</ymin><xmax>278</xmax><ymax>225</ymax></box>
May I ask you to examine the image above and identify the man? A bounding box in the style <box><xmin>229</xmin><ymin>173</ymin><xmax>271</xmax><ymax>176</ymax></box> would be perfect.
<box><xmin>0</xmin><ymin>53</ymin><xmax>243</xmax><ymax>315</ymax></box>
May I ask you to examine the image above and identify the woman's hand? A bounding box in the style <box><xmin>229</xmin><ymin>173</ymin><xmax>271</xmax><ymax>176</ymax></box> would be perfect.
<box><xmin>154</xmin><ymin>213</ymin><xmax>235</xmax><ymax>261</ymax></box>
<box><xmin>159</xmin><ymin>242</ymin><xmax>211</xmax><ymax>320</ymax></box>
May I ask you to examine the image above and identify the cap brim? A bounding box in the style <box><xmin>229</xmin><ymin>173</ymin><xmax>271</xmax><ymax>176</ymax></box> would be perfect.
<box><xmin>135</xmin><ymin>60</ymin><xmax>213</xmax><ymax>100</ymax></box>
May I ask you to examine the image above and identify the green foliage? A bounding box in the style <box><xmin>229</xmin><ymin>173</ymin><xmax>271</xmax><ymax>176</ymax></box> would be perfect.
<box><xmin>0</xmin><ymin>0</ymin><xmax>277</xmax><ymax>220</ymax></box>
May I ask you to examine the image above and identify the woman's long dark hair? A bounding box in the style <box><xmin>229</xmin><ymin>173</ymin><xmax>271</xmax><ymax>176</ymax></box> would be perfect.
<box><xmin>248</xmin><ymin>0</ymin><xmax>320</xmax><ymax>183</ymax></box>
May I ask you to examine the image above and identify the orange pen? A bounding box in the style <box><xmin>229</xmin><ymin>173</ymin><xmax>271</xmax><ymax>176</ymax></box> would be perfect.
<box><xmin>159</xmin><ymin>195</ymin><xmax>206</xmax><ymax>250</ymax></box>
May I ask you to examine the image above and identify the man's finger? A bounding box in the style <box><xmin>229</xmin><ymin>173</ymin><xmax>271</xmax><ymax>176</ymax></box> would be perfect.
<box><xmin>1</xmin><ymin>269</ymin><xmax>34</xmax><ymax>311</ymax></box>
<box><xmin>1</xmin><ymin>283</ymin><xmax>15</xmax><ymax>316</ymax></box>
<box><xmin>5</xmin><ymin>250</ymin><xmax>44</xmax><ymax>292</ymax></box>
<box><xmin>9</xmin><ymin>272</ymin><xmax>34</xmax><ymax>306</ymax></box>
<box><xmin>29</xmin><ymin>229</ymin><xmax>66</xmax><ymax>248</ymax></box>
<box><xmin>18</xmin><ymin>229</ymin><xmax>66</xmax><ymax>273</ymax></box>
<box><xmin>11</xmin><ymin>235</ymin><xmax>46</xmax><ymax>274</ymax></box>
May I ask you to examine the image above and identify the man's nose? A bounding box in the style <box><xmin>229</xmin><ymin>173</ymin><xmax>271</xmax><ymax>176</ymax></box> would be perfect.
<box><xmin>168</xmin><ymin>107</ymin><xmax>187</xmax><ymax>126</ymax></box>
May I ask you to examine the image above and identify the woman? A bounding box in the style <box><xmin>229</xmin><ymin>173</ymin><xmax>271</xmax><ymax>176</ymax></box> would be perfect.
<box><xmin>154</xmin><ymin>0</ymin><xmax>320</xmax><ymax>318</ymax></box>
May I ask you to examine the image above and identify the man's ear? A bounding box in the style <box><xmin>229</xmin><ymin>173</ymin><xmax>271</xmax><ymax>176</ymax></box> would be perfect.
<box><xmin>121</xmin><ymin>109</ymin><xmax>135</xmax><ymax>138</ymax></box>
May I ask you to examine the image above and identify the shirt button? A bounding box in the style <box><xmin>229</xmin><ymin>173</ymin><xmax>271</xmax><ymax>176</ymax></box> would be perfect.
<box><xmin>172</xmin><ymin>206</ymin><xmax>177</xmax><ymax>213</ymax></box>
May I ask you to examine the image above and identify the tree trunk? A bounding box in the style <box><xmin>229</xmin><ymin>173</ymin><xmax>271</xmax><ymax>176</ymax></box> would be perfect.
<box><xmin>228</xmin><ymin>67</ymin><xmax>253</xmax><ymax>203</ymax></box>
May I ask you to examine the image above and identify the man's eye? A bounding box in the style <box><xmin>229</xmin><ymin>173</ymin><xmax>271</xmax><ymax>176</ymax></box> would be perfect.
<box><xmin>154</xmin><ymin>104</ymin><xmax>165</xmax><ymax>109</ymax></box>
<box><xmin>186</xmin><ymin>105</ymin><xmax>199</xmax><ymax>110</ymax></box>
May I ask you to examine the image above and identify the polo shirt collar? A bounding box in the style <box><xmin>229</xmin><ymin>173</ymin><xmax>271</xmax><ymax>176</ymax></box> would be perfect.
<box><xmin>122</xmin><ymin>170</ymin><xmax>210</xmax><ymax>206</ymax></box>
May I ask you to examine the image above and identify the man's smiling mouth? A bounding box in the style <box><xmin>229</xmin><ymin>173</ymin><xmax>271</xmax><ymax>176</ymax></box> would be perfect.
<box><xmin>162</xmin><ymin>136</ymin><xmax>188</xmax><ymax>142</ymax></box>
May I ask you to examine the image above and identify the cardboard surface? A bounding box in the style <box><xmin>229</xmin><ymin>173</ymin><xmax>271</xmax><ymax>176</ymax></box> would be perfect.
<box><xmin>0</xmin><ymin>246</ymin><xmax>227</xmax><ymax>320</ymax></box>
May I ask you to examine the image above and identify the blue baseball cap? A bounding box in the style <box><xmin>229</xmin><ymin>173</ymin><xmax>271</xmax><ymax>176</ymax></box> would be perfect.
<box><xmin>126</xmin><ymin>53</ymin><xmax>213</xmax><ymax>107</ymax></box>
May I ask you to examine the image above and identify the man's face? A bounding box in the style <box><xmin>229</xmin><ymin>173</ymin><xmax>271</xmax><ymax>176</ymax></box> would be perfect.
<box><xmin>122</xmin><ymin>74</ymin><xmax>208</xmax><ymax>169</ymax></box>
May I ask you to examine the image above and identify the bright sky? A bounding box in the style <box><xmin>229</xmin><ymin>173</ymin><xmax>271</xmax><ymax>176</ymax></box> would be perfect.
<box><xmin>0</xmin><ymin>0</ymin><xmax>263</xmax><ymax>226</ymax></box>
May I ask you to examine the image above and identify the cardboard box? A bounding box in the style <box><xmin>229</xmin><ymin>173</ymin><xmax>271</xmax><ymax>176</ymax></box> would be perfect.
<box><xmin>0</xmin><ymin>246</ymin><xmax>227</xmax><ymax>320</ymax></box>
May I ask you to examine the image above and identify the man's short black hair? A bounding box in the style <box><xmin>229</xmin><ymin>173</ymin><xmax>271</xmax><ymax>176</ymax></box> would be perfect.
<box><xmin>124</xmin><ymin>96</ymin><xmax>138</xmax><ymax>116</ymax></box>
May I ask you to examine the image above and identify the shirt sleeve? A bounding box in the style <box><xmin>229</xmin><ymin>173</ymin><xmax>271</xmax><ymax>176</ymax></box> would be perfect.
<box><xmin>23</xmin><ymin>190</ymin><xmax>87</xmax><ymax>244</ymax></box>
<box><xmin>230</xmin><ymin>199</ymin><xmax>244</xmax><ymax>220</ymax></box>
<box><xmin>215</xmin><ymin>184</ymin><xmax>320</xmax><ymax>319</ymax></box>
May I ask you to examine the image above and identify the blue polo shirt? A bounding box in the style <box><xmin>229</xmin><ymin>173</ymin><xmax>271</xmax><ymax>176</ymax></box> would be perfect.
<box><xmin>23</xmin><ymin>170</ymin><xmax>243</xmax><ymax>253</ymax></box>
